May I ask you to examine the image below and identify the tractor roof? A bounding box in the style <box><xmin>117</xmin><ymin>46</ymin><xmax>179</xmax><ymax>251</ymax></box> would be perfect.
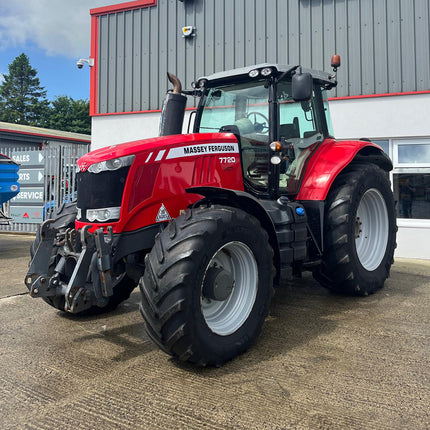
<box><xmin>198</xmin><ymin>63</ymin><xmax>335</xmax><ymax>88</ymax></box>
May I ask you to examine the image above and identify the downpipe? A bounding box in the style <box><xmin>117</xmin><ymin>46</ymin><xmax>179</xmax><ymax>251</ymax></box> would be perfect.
<box><xmin>25</xmin><ymin>221</ymin><xmax>115</xmax><ymax>313</ymax></box>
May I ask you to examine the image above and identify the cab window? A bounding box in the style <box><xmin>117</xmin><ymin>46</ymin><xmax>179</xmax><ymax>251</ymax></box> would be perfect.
<box><xmin>198</xmin><ymin>82</ymin><xmax>270</xmax><ymax>190</ymax></box>
<box><xmin>277</xmin><ymin>82</ymin><xmax>325</xmax><ymax>194</ymax></box>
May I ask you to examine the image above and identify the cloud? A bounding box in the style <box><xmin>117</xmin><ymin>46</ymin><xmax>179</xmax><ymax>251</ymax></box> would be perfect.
<box><xmin>0</xmin><ymin>0</ymin><xmax>108</xmax><ymax>58</ymax></box>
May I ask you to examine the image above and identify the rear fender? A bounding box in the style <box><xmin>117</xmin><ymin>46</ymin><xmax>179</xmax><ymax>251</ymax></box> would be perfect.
<box><xmin>296</xmin><ymin>139</ymin><xmax>392</xmax><ymax>201</ymax></box>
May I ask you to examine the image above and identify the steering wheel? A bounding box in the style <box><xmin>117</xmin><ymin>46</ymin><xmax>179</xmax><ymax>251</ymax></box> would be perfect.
<box><xmin>246</xmin><ymin>112</ymin><xmax>269</xmax><ymax>132</ymax></box>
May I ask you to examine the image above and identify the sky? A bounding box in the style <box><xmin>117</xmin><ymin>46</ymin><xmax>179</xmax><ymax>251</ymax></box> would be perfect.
<box><xmin>0</xmin><ymin>0</ymin><xmax>112</xmax><ymax>101</ymax></box>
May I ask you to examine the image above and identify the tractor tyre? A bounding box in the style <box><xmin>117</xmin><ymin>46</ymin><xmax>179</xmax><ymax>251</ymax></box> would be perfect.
<box><xmin>30</xmin><ymin>202</ymin><xmax>136</xmax><ymax>314</ymax></box>
<box><xmin>314</xmin><ymin>163</ymin><xmax>397</xmax><ymax>296</ymax></box>
<box><xmin>30</xmin><ymin>225</ymin><xmax>41</xmax><ymax>260</ymax></box>
<box><xmin>139</xmin><ymin>205</ymin><xmax>274</xmax><ymax>366</ymax></box>
<box><xmin>30</xmin><ymin>201</ymin><xmax>78</xmax><ymax>259</ymax></box>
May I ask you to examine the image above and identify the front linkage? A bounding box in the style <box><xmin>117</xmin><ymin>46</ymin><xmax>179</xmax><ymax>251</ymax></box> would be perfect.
<box><xmin>25</xmin><ymin>220</ymin><xmax>116</xmax><ymax>313</ymax></box>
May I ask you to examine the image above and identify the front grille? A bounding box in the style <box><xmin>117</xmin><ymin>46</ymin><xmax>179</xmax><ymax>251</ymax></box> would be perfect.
<box><xmin>77</xmin><ymin>166</ymin><xmax>130</xmax><ymax>222</ymax></box>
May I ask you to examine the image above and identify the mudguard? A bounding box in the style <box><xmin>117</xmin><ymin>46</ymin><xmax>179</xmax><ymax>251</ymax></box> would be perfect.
<box><xmin>186</xmin><ymin>186</ymin><xmax>309</xmax><ymax>283</ymax></box>
<box><xmin>296</xmin><ymin>139</ymin><xmax>392</xmax><ymax>201</ymax></box>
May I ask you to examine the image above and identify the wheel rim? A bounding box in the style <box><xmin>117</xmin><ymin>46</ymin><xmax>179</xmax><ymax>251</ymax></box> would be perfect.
<box><xmin>355</xmin><ymin>188</ymin><xmax>389</xmax><ymax>271</ymax></box>
<box><xmin>201</xmin><ymin>241</ymin><xmax>258</xmax><ymax>336</ymax></box>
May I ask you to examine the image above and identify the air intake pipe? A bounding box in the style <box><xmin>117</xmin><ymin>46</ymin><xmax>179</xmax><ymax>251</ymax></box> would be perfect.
<box><xmin>159</xmin><ymin>73</ymin><xmax>187</xmax><ymax>136</ymax></box>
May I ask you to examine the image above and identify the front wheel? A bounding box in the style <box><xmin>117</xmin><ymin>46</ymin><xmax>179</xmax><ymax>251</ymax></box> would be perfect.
<box><xmin>139</xmin><ymin>205</ymin><xmax>274</xmax><ymax>366</ymax></box>
<box><xmin>314</xmin><ymin>163</ymin><xmax>397</xmax><ymax>296</ymax></box>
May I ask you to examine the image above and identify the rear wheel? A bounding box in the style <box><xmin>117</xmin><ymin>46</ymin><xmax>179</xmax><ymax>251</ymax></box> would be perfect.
<box><xmin>139</xmin><ymin>205</ymin><xmax>274</xmax><ymax>366</ymax></box>
<box><xmin>314</xmin><ymin>163</ymin><xmax>397</xmax><ymax>296</ymax></box>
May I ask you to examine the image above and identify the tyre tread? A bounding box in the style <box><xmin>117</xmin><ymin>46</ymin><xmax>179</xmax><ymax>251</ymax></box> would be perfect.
<box><xmin>139</xmin><ymin>205</ymin><xmax>274</xmax><ymax>366</ymax></box>
<box><xmin>314</xmin><ymin>163</ymin><xmax>396</xmax><ymax>296</ymax></box>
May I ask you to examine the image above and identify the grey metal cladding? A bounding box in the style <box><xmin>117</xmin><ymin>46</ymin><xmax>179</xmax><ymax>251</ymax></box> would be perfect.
<box><xmin>96</xmin><ymin>0</ymin><xmax>430</xmax><ymax>114</ymax></box>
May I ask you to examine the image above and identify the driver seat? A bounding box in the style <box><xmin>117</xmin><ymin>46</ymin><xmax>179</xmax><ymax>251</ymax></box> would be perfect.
<box><xmin>279</xmin><ymin>122</ymin><xmax>300</xmax><ymax>140</ymax></box>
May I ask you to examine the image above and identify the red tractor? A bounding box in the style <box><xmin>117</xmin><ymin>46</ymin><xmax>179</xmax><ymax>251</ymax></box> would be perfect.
<box><xmin>26</xmin><ymin>57</ymin><xmax>396</xmax><ymax>366</ymax></box>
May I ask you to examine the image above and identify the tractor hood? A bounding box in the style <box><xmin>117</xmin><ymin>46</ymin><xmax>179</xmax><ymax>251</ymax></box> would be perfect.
<box><xmin>77</xmin><ymin>133</ymin><xmax>238</xmax><ymax>172</ymax></box>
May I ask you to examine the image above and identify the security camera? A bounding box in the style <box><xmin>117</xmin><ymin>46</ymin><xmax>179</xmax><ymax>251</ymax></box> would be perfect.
<box><xmin>76</xmin><ymin>58</ymin><xmax>94</xmax><ymax>69</ymax></box>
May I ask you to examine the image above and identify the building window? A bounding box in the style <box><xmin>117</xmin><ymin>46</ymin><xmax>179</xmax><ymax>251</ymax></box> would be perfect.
<box><xmin>391</xmin><ymin>139</ymin><xmax>430</xmax><ymax>220</ymax></box>
<box><xmin>393</xmin><ymin>173</ymin><xmax>430</xmax><ymax>219</ymax></box>
<box><xmin>396</xmin><ymin>140</ymin><xmax>430</xmax><ymax>166</ymax></box>
<box><xmin>374</xmin><ymin>139</ymin><xmax>389</xmax><ymax>156</ymax></box>
<box><xmin>370</xmin><ymin>138</ymin><xmax>430</xmax><ymax>221</ymax></box>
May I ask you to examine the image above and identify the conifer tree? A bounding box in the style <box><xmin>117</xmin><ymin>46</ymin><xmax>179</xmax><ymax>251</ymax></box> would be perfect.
<box><xmin>0</xmin><ymin>53</ymin><xmax>49</xmax><ymax>126</ymax></box>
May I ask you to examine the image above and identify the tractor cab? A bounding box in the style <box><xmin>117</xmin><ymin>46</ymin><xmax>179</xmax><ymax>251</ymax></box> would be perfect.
<box><xmin>192</xmin><ymin>64</ymin><xmax>336</xmax><ymax>198</ymax></box>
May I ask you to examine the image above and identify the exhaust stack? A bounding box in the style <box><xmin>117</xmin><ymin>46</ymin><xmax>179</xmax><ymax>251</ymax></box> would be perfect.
<box><xmin>159</xmin><ymin>73</ymin><xmax>187</xmax><ymax>136</ymax></box>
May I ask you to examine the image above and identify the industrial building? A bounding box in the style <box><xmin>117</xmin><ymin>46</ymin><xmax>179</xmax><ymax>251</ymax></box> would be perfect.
<box><xmin>0</xmin><ymin>122</ymin><xmax>90</xmax><ymax>232</ymax></box>
<box><xmin>86</xmin><ymin>0</ymin><xmax>430</xmax><ymax>258</ymax></box>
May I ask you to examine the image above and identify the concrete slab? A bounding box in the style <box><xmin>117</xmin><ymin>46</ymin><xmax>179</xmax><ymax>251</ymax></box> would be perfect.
<box><xmin>0</xmin><ymin>234</ymin><xmax>33</xmax><ymax>298</ymax></box>
<box><xmin>0</xmin><ymin>234</ymin><xmax>429</xmax><ymax>429</ymax></box>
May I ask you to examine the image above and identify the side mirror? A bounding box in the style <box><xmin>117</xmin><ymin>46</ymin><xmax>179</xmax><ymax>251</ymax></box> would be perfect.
<box><xmin>292</xmin><ymin>72</ymin><xmax>313</xmax><ymax>101</ymax></box>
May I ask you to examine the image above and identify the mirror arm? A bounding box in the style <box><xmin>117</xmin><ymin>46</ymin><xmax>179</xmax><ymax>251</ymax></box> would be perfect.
<box><xmin>276</xmin><ymin>65</ymin><xmax>300</xmax><ymax>83</ymax></box>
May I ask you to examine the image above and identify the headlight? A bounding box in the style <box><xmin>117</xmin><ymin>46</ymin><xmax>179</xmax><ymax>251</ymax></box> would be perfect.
<box><xmin>261</xmin><ymin>67</ymin><xmax>273</xmax><ymax>77</ymax></box>
<box><xmin>198</xmin><ymin>78</ymin><xmax>208</xmax><ymax>88</ymax></box>
<box><xmin>249</xmin><ymin>69</ymin><xmax>259</xmax><ymax>78</ymax></box>
<box><xmin>270</xmin><ymin>155</ymin><xmax>282</xmax><ymax>165</ymax></box>
<box><xmin>88</xmin><ymin>155</ymin><xmax>135</xmax><ymax>174</ymax></box>
<box><xmin>10</xmin><ymin>184</ymin><xmax>18</xmax><ymax>192</ymax></box>
<box><xmin>86</xmin><ymin>206</ymin><xmax>121</xmax><ymax>223</ymax></box>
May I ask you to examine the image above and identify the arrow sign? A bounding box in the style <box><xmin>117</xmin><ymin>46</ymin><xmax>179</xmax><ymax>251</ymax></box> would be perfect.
<box><xmin>12</xmin><ymin>150</ymin><xmax>45</xmax><ymax>167</ymax></box>
<box><xmin>18</xmin><ymin>169</ymin><xmax>45</xmax><ymax>184</ymax></box>
<box><xmin>11</xmin><ymin>187</ymin><xmax>44</xmax><ymax>203</ymax></box>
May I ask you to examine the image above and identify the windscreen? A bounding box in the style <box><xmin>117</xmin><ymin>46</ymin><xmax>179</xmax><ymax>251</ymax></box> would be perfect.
<box><xmin>198</xmin><ymin>81</ymin><xmax>270</xmax><ymax>190</ymax></box>
<box><xmin>198</xmin><ymin>81</ymin><xmax>269</xmax><ymax>133</ymax></box>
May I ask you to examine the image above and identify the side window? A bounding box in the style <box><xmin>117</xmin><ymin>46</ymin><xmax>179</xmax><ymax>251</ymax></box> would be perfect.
<box><xmin>277</xmin><ymin>82</ymin><xmax>324</xmax><ymax>194</ymax></box>
<box><xmin>278</xmin><ymin>82</ymin><xmax>321</xmax><ymax>140</ymax></box>
<box><xmin>279</xmin><ymin>100</ymin><xmax>317</xmax><ymax>139</ymax></box>
<box><xmin>322</xmin><ymin>89</ymin><xmax>334</xmax><ymax>136</ymax></box>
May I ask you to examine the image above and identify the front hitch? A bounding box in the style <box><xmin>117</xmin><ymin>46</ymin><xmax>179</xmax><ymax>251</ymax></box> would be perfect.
<box><xmin>25</xmin><ymin>221</ymin><xmax>116</xmax><ymax>313</ymax></box>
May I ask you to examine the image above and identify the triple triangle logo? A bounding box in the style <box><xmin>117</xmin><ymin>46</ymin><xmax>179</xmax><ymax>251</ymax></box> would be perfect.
<box><xmin>156</xmin><ymin>204</ymin><xmax>171</xmax><ymax>222</ymax></box>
